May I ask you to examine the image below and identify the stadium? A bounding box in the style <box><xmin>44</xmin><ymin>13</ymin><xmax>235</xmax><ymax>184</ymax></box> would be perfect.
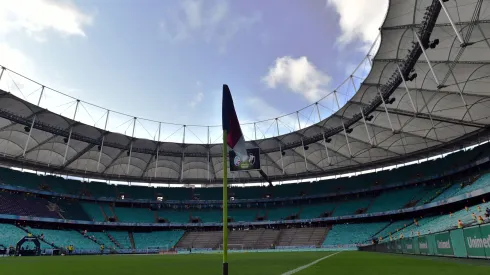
<box><xmin>1</xmin><ymin>0</ymin><xmax>490</xmax><ymax>274</ymax></box>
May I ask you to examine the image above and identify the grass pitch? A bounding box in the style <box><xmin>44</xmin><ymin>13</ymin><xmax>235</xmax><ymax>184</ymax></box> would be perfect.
<box><xmin>1</xmin><ymin>251</ymin><xmax>490</xmax><ymax>275</ymax></box>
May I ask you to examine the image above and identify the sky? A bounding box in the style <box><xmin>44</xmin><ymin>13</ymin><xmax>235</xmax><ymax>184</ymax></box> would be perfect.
<box><xmin>0</xmin><ymin>0</ymin><xmax>389</xmax><ymax>144</ymax></box>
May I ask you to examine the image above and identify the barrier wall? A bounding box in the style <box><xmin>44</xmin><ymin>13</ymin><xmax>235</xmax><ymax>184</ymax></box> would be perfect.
<box><xmin>360</xmin><ymin>223</ymin><xmax>490</xmax><ymax>259</ymax></box>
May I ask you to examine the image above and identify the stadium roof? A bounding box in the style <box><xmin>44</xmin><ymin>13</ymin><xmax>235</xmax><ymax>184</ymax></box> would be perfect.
<box><xmin>0</xmin><ymin>0</ymin><xmax>489</xmax><ymax>184</ymax></box>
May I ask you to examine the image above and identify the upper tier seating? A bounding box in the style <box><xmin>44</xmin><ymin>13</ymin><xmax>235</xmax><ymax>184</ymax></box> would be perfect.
<box><xmin>191</xmin><ymin>210</ymin><xmax>221</xmax><ymax>223</ymax></box>
<box><xmin>266</xmin><ymin>206</ymin><xmax>300</xmax><ymax>221</ymax></box>
<box><xmin>0</xmin><ymin>192</ymin><xmax>60</xmax><ymax>219</ymax></box>
<box><xmin>300</xmin><ymin>202</ymin><xmax>336</xmax><ymax>219</ymax></box>
<box><xmin>229</xmin><ymin>208</ymin><xmax>257</xmax><ymax>222</ymax></box>
<box><xmin>81</xmin><ymin>202</ymin><xmax>106</xmax><ymax>222</ymax></box>
<box><xmin>53</xmin><ymin>200</ymin><xmax>91</xmax><ymax>221</ymax></box>
<box><xmin>157</xmin><ymin>209</ymin><xmax>190</xmax><ymax>223</ymax></box>
<box><xmin>114</xmin><ymin>207</ymin><xmax>155</xmax><ymax>223</ymax></box>
<box><xmin>333</xmin><ymin>198</ymin><xmax>371</xmax><ymax>216</ymax></box>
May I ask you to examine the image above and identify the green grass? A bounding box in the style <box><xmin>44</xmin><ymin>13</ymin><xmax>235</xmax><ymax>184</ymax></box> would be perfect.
<box><xmin>1</xmin><ymin>251</ymin><xmax>490</xmax><ymax>275</ymax></box>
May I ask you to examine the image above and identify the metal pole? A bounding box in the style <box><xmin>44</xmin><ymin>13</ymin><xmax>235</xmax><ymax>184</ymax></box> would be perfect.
<box><xmin>63</xmin><ymin>100</ymin><xmax>80</xmax><ymax>164</ymax></box>
<box><xmin>333</xmin><ymin>91</ymin><xmax>352</xmax><ymax>157</ymax></box>
<box><xmin>438</xmin><ymin>0</ymin><xmax>465</xmax><ymax>45</ymax></box>
<box><xmin>414</xmin><ymin>30</ymin><xmax>441</xmax><ymax>86</ymax></box>
<box><xmin>97</xmin><ymin>110</ymin><xmax>110</xmax><ymax>172</ymax></box>
<box><xmin>316</xmin><ymin>103</ymin><xmax>331</xmax><ymax>165</ymax></box>
<box><xmin>222</xmin><ymin>129</ymin><xmax>229</xmax><ymax>275</ymax></box>
<box><xmin>37</xmin><ymin>86</ymin><xmax>45</xmax><ymax>106</ymax></box>
<box><xmin>254</xmin><ymin>123</ymin><xmax>257</xmax><ymax>140</ymax></box>
<box><xmin>22</xmin><ymin>116</ymin><xmax>36</xmax><ymax>157</ymax></box>
<box><xmin>377</xmin><ymin>87</ymin><xmax>395</xmax><ymax>132</ymax></box>
<box><xmin>207</xmin><ymin>126</ymin><xmax>210</xmax><ymax>181</ymax></box>
<box><xmin>396</xmin><ymin>64</ymin><xmax>417</xmax><ymax>113</ymax></box>
<box><xmin>126</xmin><ymin>117</ymin><xmax>136</xmax><ymax>175</ymax></box>
<box><xmin>296</xmin><ymin>111</ymin><xmax>301</xmax><ymax>130</ymax></box>
<box><xmin>180</xmin><ymin>125</ymin><xmax>186</xmax><ymax>182</ymax></box>
<box><xmin>359</xmin><ymin>107</ymin><xmax>372</xmax><ymax>146</ymax></box>
<box><xmin>0</xmin><ymin>67</ymin><xmax>4</xmax><ymax>82</ymax></box>
<box><xmin>276</xmin><ymin>118</ymin><xmax>285</xmax><ymax>174</ymax></box>
<box><xmin>301</xmin><ymin>138</ymin><xmax>308</xmax><ymax>171</ymax></box>
<box><xmin>154</xmin><ymin>122</ymin><xmax>161</xmax><ymax>179</ymax></box>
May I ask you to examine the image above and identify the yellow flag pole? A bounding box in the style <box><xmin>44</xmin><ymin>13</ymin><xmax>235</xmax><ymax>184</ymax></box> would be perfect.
<box><xmin>222</xmin><ymin>130</ymin><xmax>229</xmax><ymax>275</ymax></box>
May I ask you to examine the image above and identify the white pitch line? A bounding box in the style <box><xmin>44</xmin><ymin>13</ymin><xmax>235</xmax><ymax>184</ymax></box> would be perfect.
<box><xmin>280</xmin><ymin>251</ymin><xmax>341</xmax><ymax>275</ymax></box>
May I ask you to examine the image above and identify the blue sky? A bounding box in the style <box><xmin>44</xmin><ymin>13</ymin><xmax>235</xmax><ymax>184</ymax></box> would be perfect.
<box><xmin>0</xmin><ymin>0</ymin><xmax>388</xmax><ymax>143</ymax></box>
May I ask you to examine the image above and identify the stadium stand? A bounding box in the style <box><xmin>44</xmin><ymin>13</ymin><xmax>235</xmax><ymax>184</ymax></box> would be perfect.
<box><xmin>27</xmin><ymin>227</ymin><xmax>98</xmax><ymax>251</ymax></box>
<box><xmin>132</xmin><ymin>230</ymin><xmax>184</xmax><ymax>249</ymax></box>
<box><xmin>276</xmin><ymin>227</ymin><xmax>328</xmax><ymax>247</ymax></box>
<box><xmin>176</xmin><ymin>231</ymin><xmax>222</xmax><ymax>249</ymax></box>
<box><xmin>322</xmin><ymin>223</ymin><xmax>388</xmax><ymax>247</ymax></box>
<box><xmin>0</xmin><ymin>223</ymin><xmax>28</xmax><ymax>248</ymax></box>
<box><xmin>108</xmin><ymin>231</ymin><xmax>132</xmax><ymax>249</ymax></box>
<box><xmin>114</xmin><ymin>207</ymin><xmax>155</xmax><ymax>223</ymax></box>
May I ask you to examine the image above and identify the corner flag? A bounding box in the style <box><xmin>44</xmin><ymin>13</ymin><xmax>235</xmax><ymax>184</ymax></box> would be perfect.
<box><xmin>222</xmin><ymin>84</ymin><xmax>248</xmax><ymax>161</ymax></box>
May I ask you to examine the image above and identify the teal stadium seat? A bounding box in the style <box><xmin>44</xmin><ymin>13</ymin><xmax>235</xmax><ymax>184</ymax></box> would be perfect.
<box><xmin>133</xmin><ymin>230</ymin><xmax>184</xmax><ymax>249</ymax></box>
<box><xmin>114</xmin><ymin>207</ymin><xmax>156</xmax><ymax>223</ymax></box>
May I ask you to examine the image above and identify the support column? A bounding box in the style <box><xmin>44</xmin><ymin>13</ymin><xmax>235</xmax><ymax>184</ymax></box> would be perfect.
<box><xmin>254</xmin><ymin>123</ymin><xmax>257</xmax><ymax>140</ymax></box>
<box><xmin>207</xmin><ymin>126</ymin><xmax>210</xmax><ymax>181</ymax></box>
<box><xmin>377</xmin><ymin>87</ymin><xmax>395</xmax><ymax>132</ymax></box>
<box><xmin>180</xmin><ymin>125</ymin><xmax>186</xmax><ymax>182</ymax></box>
<box><xmin>276</xmin><ymin>118</ymin><xmax>285</xmax><ymax>174</ymax></box>
<box><xmin>0</xmin><ymin>66</ymin><xmax>5</xmax><ymax>82</ymax></box>
<box><xmin>296</xmin><ymin>112</ymin><xmax>301</xmax><ymax>130</ymax></box>
<box><xmin>414</xmin><ymin>30</ymin><xmax>441</xmax><ymax>87</ymax></box>
<box><xmin>126</xmin><ymin>117</ymin><xmax>136</xmax><ymax>175</ymax></box>
<box><xmin>449</xmin><ymin>69</ymin><xmax>473</xmax><ymax>122</ymax></box>
<box><xmin>316</xmin><ymin>103</ymin><xmax>331</xmax><ymax>166</ymax></box>
<box><xmin>396</xmin><ymin>64</ymin><xmax>417</xmax><ymax>113</ymax></box>
<box><xmin>37</xmin><ymin>86</ymin><xmax>45</xmax><ymax>106</ymax></box>
<box><xmin>438</xmin><ymin>0</ymin><xmax>465</xmax><ymax>45</ymax></box>
<box><xmin>22</xmin><ymin>116</ymin><xmax>36</xmax><ymax>157</ymax></box>
<box><xmin>96</xmin><ymin>110</ymin><xmax>110</xmax><ymax>172</ymax></box>
<box><xmin>301</xmin><ymin>138</ymin><xmax>308</xmax><ymax>171</ymax></box>
<box><xmin>63</xmin><ymin>100</ymin><xmax>80</xmax><ymax>164</ymax></box>
<box><xmin>359</xmin><ymin>107</ymin><xmax>372</xmax><ymax>146</ymax></box>
<box><xmin>333</xmin><ymin>91</ymin><xmax>352</xmax><ymax>157</ymax></box>
<box><xmin>154</xmin><ymin>122</ymin><xmax>161</xmax><ymax>179</ymax></box>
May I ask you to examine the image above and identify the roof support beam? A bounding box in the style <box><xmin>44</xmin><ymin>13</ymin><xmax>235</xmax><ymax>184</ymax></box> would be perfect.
<box><xmin>275</xmin><ymin>135</ymin><xmax>330</xmax><ymax>171</ymax></box>
<box><xmin>348</xmin><ymin>101</ymin><xmax>485</xmax><ymax>128</ymax></box>
<box><xmin>101</xmin><ymin>140</ymin><xmax>132</xmax><ymax>175</ymax></box>
<box><xmin>363</xmin><ymin>82</ymin><xmax>490</xmax><ymax>100</ymax></box>
<box><xmin>381</xmin><ymin>20</ymin><xmax>490</xmax><ymax>30</ymax></box>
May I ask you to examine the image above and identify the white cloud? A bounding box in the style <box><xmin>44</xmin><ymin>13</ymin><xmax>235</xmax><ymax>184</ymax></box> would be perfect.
<box><xmin>189</xmin><ymin>91</ymin><xmax>204</xmax><ymax>108</ymax></box>
<box><xmin>0</xmin><ymin>43</ymin><xmax>35</xmax><ymax>75</ymax></box>
<box><xmin>327</xmin><ymin>0</ymin><xmax>387</xmax><ymax>46</ymax></box>
<box><xmin>262</xmin><ymin>56</ymin><xmax>332</xmax><ymax>103</ymax></box>
<box><xmin>0</xmin><ymin>0</ymin><xmax>94</xmax><ymax>40</ymax></box>
<box><xmin>159</xmin><ymin>0</ymin><xmax>260</xmax><ymax>52</ymax></box>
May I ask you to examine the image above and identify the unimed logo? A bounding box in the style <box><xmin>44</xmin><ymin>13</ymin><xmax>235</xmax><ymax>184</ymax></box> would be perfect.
<box><xmin>419</xmin><ymin>242</ymin><xmax>428</xmax><ymax>249</ymax></box>
<box><xmin>437</xmin><ymin>240</ymin><xmax>451</xmax><ymax>249</ymax></box>
<box><xmin>467</xmin><ymin>235</ymin><xmax>490</xmax><ymax>248</ymax></box>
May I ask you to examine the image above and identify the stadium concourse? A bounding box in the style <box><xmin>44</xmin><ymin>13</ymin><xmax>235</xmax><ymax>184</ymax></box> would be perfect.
<box><xmin>1</xmin><ymin>0</ymin><xmax>490</xmax><ymax>274</ymax></box>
